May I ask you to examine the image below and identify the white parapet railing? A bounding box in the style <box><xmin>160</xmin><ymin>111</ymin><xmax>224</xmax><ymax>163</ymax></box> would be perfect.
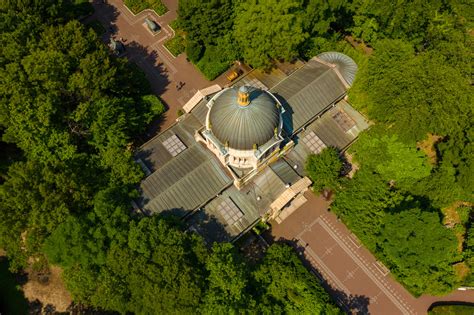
<box><xmin>182</xmin><ymin>84</ymin><xmax>222</xmax><ymax>113</ymax></box>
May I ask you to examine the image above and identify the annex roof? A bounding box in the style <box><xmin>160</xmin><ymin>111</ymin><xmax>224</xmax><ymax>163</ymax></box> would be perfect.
<box><xmin>271</xmin><ymin>59</ymin><xmax>347</xmax><ymax>134</ymax></box>
<box><xmin>188</xmin><ymin>159</ymin><xmax>300</xmax><ymax>243</ymax></box>
<box><xmin>286</xmin><ymin>100</ymin><xmax>369</xmax><ymax>175</ymax></box>
<box><xmin>136</xmin><ymin>114</ymin><xmax>232</xmax><ymax>216</ymax></box>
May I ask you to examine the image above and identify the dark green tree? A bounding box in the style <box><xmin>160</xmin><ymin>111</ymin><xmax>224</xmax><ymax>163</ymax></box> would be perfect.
<box><xmin>252</xmin><ymin>244</ymin><xmax>341</xmax><ymax>314</ymax></box>
<box><xmin>379</xmin><ymin>209</ymin><xmax>459</xmax><ymax>296</ymax></box>
<box><xmin>201</xmin><ymin>243</ymin><xmax>254</xmax><ymax>313</ymax></box>
<box><xmin>234</xmin><ymin>0</ymin><xmax>307</xmax><ymax>68</ymax></box>
<box><xmin>305</xmin><ymin>147</ymin><xmax>343</xmax><ymax>192</ymax></box>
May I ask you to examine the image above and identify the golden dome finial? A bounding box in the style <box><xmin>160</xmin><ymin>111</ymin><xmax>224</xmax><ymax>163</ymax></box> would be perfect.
<box><xmin>237</xmin><ymin>86</ymin><xmax>250</xmax><ymax>106</ymax></box>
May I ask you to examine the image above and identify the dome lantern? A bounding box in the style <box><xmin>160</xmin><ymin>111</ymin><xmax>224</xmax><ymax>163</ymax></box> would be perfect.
<box><xmin>237</xmin><ymin>86</ymin><xmax>250</xmax><ymax>106</ymax></box>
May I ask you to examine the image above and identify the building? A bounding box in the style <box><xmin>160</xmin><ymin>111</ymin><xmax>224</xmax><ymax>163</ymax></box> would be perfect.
<box><xmin>134</xmin><ymin>52</ymin><xmax>369</xmax><ymax>243</ymax></box>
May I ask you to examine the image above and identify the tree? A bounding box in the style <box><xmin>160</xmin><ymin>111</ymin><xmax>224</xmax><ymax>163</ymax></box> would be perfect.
<box><xmin>201</xmin><ymin>243</ymin><xmax>253</xmax><ymax>313</ymax></box>
<box><xmin>234</xmin><ymin>0</ymin><xmax>307</xmax><ymax>68</ymax></box>
<box><xmin>350</xmin><ymin>39</ymin><xmax>472</xmax><ymax>144</ymax></box>
<box><xmin>178</xmin><ymin>0</ymin><xmax>235</xmax><ymax>46</ymax></box>
<box><xmin>351</xmin><ymin>131</ymin><xmax>431</xmax><ymax>187</ymax></box>
<box><xmin>331</xmin><ymin>168</ymin><xmax>407</xmax><ymax>250</ymax></box>
<box><xmin>379</xmin><ymin>209</ymin><xmax>459</xmax><ymax>296</ymax></box>
<box><xmin>302</xmin><ymin>0</ymin><xmax>348</xmax><ymax>35</ymax></box>
<box><xmin>252</xmin><ymin>244</ymin><xmax>341</xmax><ymax>314</ymax></box>
<box><xmin>305</xmin><ymin>147</ymin><xmax>343</xmax><ymax>192</ymax></box>
<box><xmin>349</xmin><ymin>0</ymin><xmax>465</xmax><ymax>47</ymax></box>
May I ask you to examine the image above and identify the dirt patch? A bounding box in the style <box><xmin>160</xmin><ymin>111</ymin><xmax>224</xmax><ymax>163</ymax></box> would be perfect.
<box><xmin>417</xmin><ymin>133</ymin><xmax>442</xmax><ymax>165</ymax></box>
<box><xmin>22</xmin><ymin>265</ymin><xmax>72</xmax><ymax>312</ymax></box>
<box><xmin>442</xmin><ymin>202</ymin><xmax>473</xmax><ymax>253</ymax></box>
<box><xmin>344</xmin><ymin>35</ymin><xmax>373</xmax><ymax>55</ymax></box>
<box><xmin>454</xmin><ymin>262</ymin><xmax>471</xmax><ymax>282</ymax></box>
<box><xmin>344</xmin><ymin>152</ymin><xmax>359</xmax><ymax>179</ymax></box>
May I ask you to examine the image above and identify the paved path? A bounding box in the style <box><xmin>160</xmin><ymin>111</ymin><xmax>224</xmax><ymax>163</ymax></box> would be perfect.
<box><xmin>267</xmin><ymin>192</ymin><xmax>474</xmax><ymax>314</ymax></box>
<box><xmin>88</xmin><ymin>0</ymin><xmax>227</xmax><ymax>134</ymax></box>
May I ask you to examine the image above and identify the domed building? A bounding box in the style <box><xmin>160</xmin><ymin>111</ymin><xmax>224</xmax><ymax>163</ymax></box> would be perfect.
<box><xmin>136</xmin><ymin>52</ymin><xmax>369</xmax><ymax>241</ymax></box>
<box><xmin>202</xmin><ymin>85</ymin><xmax>284</xmax><ymax>178</ymax></box>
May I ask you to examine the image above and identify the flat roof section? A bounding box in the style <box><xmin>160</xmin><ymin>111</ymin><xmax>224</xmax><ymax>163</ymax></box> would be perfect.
<box><xmin>189</xmin><ymin>161</ymin><xmax>301</xmax><ymax>243</ymax></box>
<box><xmin>286</xmin><ymin>100</ymin><xmax>369</xmax><ymax>176</ymax></box>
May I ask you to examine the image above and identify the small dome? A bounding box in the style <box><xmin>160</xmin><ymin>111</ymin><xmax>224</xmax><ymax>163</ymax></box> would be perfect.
<box><xmin>317</xmin><ymin>52</ymin><xmax>358</xmax><ymax>86</ymax></box>
<box><xmin>208</xmin><ymin>86</ymin><xmax>280</xmax><ymax>150</ymax></box>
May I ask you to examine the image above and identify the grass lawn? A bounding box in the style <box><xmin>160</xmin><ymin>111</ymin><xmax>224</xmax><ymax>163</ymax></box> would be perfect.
<box><xmin>0</xmin><ymin>258</ymin><xmax>28</xmax><ymax>315</ymax></box>
<box><xmin>87</xmin><ymin>20</ymin><xmax>106</xmax><ymax>36</ymax></box>
<box><xmin>124</xmin><ymin>0</ymin><xmax>167</xmax><ymax>15</ymax></box>
<box><xmin>164</xmin><ymin>35</ymin><xmax>185</xmax><ymax>57</ymax></box>
<box><xmin>429</xmin><ymin>304</ymin><xmax>474</xmax><ymax>315</ymax></box>
<box><xmin>169</xmin><ymin>19</ymin><xmax>180</xmax><ymax>31</ymax></box>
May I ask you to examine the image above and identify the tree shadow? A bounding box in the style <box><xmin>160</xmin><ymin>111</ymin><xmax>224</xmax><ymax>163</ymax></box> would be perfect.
<box><xmin>89</xmin><ymin>0</ymin><xmax>172</xmax><ymax>137</ymax></box>
<box><xmin>185</xmin><ymin>209</ymin><xmax>232</xmax><ymax>245</ymax></box>
<box><xmin>261</xmin><ymin>234</ymin><xmax>371</xmax><ymax>314</ymax></box>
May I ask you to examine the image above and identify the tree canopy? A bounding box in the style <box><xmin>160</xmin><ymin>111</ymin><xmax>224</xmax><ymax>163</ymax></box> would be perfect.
<box><xmin>305</xmin><ymin>147</ymin><xmax>343</xmax><ymax>192</ymax></box>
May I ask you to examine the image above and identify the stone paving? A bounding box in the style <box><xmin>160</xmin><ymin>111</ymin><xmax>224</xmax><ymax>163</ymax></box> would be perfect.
<box><xmin>267</xmin><ymin>192</ymin><xmax>474</xmax><ymax>314</ymax></box>
<box><xmin>87</xmin><ymin>0</ymin><xmax>228</xmax><ymax>134</ymax></box>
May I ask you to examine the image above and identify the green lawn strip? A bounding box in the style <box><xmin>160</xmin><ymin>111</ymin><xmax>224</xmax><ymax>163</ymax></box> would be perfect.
<box><xmin>429</xmin><ymin>304</ymin><xmax>474</xmax><ymax>315</ymax></box>
<box><xmin>164</xmin><ymin>35</ymin><xmax>185</xmax><ymax>57</ymax></box>
<box><xmin>124</xmin><ymin>0</ymin><xmax>167</xmax><ymax>15</ymax></box>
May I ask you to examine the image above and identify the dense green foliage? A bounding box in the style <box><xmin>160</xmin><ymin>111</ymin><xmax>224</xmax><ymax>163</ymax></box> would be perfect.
<box><xmin>252</xmin><ymin>244</ymin><xmax>342</xmax><ymax>314</ymax></box>
<box><xmin>0</xmin><ymin>2</ymin><xmax>340</xmax><ymax>313</ymax></box>
<box><xmin>305</xmin><ymin>147</ymin><xmax>343</xmax><ymax>192</ymax></box>
<box><xmin>234</xmin><ymin>0</ymin><xmax>307</xmax><ymax>68</ymax></box>
<box><xmin>380</xmin><ymin>209</ymin><xmax>459</xmax><ymax>295</ymax></box>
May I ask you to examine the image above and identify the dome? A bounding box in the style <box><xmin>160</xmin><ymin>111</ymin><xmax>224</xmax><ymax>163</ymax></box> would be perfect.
<box><xmin>208</xmin><ymin>86</ymin><xmax>281</xmax><ymax>150</ymax></box>
<box><xmin>317</xmin><ymin>52</ymin><xmax>358</xmax><ymax>86</ymax></box>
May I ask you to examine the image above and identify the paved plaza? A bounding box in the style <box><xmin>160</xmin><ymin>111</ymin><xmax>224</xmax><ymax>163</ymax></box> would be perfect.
<box><xmin>88</xmin><ymin>0</ymin><xmax>228</xmax><ymax>133</ymax></box>
<box><xmin>267</xmin><ymin>192</ymin><xmax>474</xmax><ymax>314</ymax></box>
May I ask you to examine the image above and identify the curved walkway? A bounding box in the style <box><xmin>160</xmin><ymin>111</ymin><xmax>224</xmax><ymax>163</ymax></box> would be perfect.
<box><xmin>267</xmin><ymin>192</ymin><xmax>474</xmax><ymax>314</ymax></box>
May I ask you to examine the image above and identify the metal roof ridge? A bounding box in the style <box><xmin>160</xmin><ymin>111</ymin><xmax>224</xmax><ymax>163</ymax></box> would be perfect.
<box><xmin>269</xmin><ymin>59</ymin><xmax>329</xmax><ymax>92</ymax></box>
<box><xmin>147</xmin><ymin>157</ymin><xmax>232</xmax><ymax>209</ymax></box>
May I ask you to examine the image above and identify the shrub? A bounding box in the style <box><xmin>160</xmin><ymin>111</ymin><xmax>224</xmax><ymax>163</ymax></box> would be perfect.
<box><xmin>196</xmin><ymin>46</ymin><xmax>232</xmax><ymax>80</ymax></box>
<box><xmin>124</xmin><ymin>0</ymin><xmax>167</xmax><ymax>15</ymax></box>
<box><xmin>164</xmin><ymin>36</ymin><xmax>185</xmax><ymax>57</ymax></box>
<box><xmin>186</xmin><ymin>41</ymin><xmax>203</xmax><ymax>63</ymax></box>
<box><xmin>141</xmin><ymin>95</ymin><xmax>165</xmax><ymax>123</ymax></box>
<box><xmin>305</xmin><ymin>147</ymin><xmax>343</xmax><ymax>192</ymax></box>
